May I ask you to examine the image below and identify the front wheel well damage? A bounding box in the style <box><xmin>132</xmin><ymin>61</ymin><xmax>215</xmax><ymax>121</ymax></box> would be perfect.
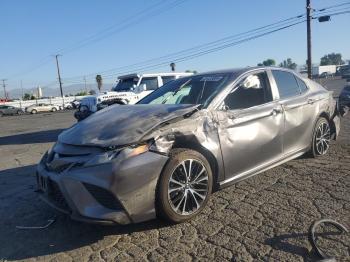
<box><xmin>171</xmin><ymin>139</ymin><xmax>220</xmax><ymax>191</ymax></box>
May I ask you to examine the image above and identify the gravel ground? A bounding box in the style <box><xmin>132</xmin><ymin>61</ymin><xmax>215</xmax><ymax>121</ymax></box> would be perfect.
<box><xmin>0</xmin><ymin>79</ymin><xmax>349</xmax><ymax>261</ymax></box>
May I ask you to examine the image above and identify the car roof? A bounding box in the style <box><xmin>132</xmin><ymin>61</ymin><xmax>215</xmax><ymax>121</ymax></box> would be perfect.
<box><xmin>118</xmin><ymin>72</ymin><xmax>193</xmax><ymax>79</ymax></box>
<box><xmin>196</xmin><ymin>66</ymin><xmax>299</xmax><ymax>76</ymax></box>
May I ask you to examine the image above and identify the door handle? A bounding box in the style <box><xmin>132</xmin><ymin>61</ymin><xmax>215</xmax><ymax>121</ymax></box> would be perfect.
<box><xmin>228</xmin><ymin>114</ymin><xmax>236</xmax><ymax>120</ymax></box>
<box><xmin>308</xmin><ymin>98</ymin><xmax>315</xmax><ymax>105</ymax></box>
<box><xmin>272</xmin><ymin>108</ymin><xmax>282</xmax><ymax>115</ymax></box>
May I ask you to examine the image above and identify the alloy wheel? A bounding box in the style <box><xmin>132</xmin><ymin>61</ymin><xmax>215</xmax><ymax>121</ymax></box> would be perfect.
<box><xmin>315</xmin><ymin>121</ymin><xmax>331</xmax><ymax>155</ymax></box>
<box><xmin>167</xmin><ymin>159</ymin><xmax>209</xmax><ymax>215</ymax></box>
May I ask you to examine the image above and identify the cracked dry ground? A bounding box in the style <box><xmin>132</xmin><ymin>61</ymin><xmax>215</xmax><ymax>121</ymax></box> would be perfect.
<box><xmin>0</xmin><ymin>112</ymin><xmax>349</xmax><ymax>261</ymax></box>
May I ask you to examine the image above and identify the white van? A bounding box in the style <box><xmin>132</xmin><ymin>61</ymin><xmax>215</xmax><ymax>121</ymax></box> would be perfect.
<box><xmin>105</xmin><ymin>72</ymin><xmax>193</xmax><ymax>105</ymax></box>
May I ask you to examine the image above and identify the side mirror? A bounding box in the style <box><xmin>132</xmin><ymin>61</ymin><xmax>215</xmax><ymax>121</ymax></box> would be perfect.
<box><xmin>242</xmin><ymin>75</ymin><xmax>261</xmax><ymax>89</ymax></box>
<box><xmin>135</xmin><ymin>84</ymin><xmax>147</xmax><ymax>93</ymax></box>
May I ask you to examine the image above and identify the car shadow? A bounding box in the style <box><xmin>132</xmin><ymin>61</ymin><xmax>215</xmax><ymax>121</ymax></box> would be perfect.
<box><xmin>0</xmin><ymin>164</ymin><xmax>169</xmax><ymax>261</ymax></box>
<box><xmin>0</xmin><ymin>129</ymin><xmax>65</xmax><ymax>145</ymax></box>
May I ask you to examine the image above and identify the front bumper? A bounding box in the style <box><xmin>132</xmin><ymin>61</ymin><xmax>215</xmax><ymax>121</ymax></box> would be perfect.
<box><xmin>36</xmin><ymin>151</ymin><xmax>168</xmax><ymax>225</ymax></box>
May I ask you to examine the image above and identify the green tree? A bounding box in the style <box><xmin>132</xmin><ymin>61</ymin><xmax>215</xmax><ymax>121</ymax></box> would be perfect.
<box><xmin>96</xmin><ymin>75</ymin><xmax>103</xmax><ymax>92</ymax></box>
<box><xmin>23</xmin><ymin>93</ymin><xmax>31</xmax><ymax>100</ymax></box>
<box><xmin>320</xmin><ymin>53</ymin><xmax>344</xmax><ymax>66</ymax></box>
<box><xmin>279</xmin><ymin>58</ymin><xmax>297</xmax><ymax>70</ymax></box>
<box><xmin>75</xmin><ymin>91</ymin><xmax>88</xmax><ymax>96</ymax></box>
<box><xmin>257</xmin><ymin>59</ymin><xmax>276</xmax><ymax>66</ymax></box>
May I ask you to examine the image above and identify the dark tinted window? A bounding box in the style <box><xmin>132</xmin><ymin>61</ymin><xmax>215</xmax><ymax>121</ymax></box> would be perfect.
<box><xmin>224</xmin><ymin>72</ymin><xmax>272</xmax><ymax>110</ymax></box>
<box><xmin>113</xmin><ymin>78</ymin><xmax>138</xmax><ymax>91</ymax></box>
<box><xmin>140</xmin><ymin>77</ymin><xmax>158</xmax><ymax>90</ymax></box>
<box><xmin>295</xmin><ymin>77</ymin><xmax>308</xmax><ymax>93</ymax></box>
<box><xmin>162</xmin><ymin>76</ymin><xmax>176</xmax><ymax>84</ymax></box>
<box><xmin>272</xmin><ymin>70</ymin><xmax>300</xmax><ymax>99</ymax></box>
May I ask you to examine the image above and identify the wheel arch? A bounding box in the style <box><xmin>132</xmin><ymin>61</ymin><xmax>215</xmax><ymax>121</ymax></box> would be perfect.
<box><xmin>318</xmin><ymin>111</ymin><xmax>337</xmax><ymax>140</ymax></box>
<box><xmin>171</xmin><ymin>137</ymin><xmax>220</xmax><ymax>191</ymax></box>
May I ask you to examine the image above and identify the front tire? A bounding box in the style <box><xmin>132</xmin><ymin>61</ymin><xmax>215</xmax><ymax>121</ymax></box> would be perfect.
<box><xmin>156</xmin><ymin>149</ymin><xmax>213</xmax><ymax>223</ymax></box>
<box><xmin>309</xmin><ymin>117</ymin><xmax>331</xmax><ymax>157</ymax></box>
<box><xmin>51</xmin><ymin>107</ymin><xmax>57</xmax><ymax>112</ymax></box>
<box><xmin>31</xmin><ymin>109</ymin><xmax>37</xmax><ymax>114</ymax></box>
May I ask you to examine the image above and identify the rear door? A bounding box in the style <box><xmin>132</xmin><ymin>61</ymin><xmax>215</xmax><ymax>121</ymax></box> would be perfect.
<box><xmin>271</xmin><ymin>70</ymin><xmax>315</xmax><ymax>154</ymax></box>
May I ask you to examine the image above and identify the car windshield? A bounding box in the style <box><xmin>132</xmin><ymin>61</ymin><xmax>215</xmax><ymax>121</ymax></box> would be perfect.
<box><xmin>113</xmin><ymin>78</ymin><xmax>139</xmax><ymax>92</ymax></box>
<box><xmin>137</xmin><ymin>73</ymin><xmax>232</xmax><ymax>107</ymax></box>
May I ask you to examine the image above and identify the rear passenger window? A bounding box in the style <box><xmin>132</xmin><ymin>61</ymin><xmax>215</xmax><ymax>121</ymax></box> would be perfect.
<box><xmin>140</xmin><ymin>77</ymin><xmax>159</xmax><ymax>90</ymax></box>
<box><xmin>295</xmin><ymin>77</ymin><xmax>308</xmax><ymax>93</ymax></box>
<box><xmin>272</xmin><ymin>70</ymin><xmax>300</xmax><ymax>99</ymax></box>
<box><xmin>162</xmin><ymin>76</ymin><xmax>176</xmax><ymax>85</ymax></box>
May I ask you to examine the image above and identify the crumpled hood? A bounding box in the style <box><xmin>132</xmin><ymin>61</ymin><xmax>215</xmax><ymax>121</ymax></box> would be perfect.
<box><xmin>59</xmin><ymin>104</ymin><xmax>198</xmax><ymax>147</ymax></box>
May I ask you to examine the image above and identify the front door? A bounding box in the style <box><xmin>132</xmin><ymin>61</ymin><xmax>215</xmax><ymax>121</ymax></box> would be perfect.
<box><xmin>216</xmin><ymin>71</ymin><xmax>284</xmax><ymax>181</ymax></box>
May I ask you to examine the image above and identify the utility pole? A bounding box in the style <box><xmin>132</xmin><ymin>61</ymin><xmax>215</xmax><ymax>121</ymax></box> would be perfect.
<box><xmin>1</xmin><ymin>79</ymin><xmax>7</xmax><ymax>99</ymax></box>
<box><xmin>20</xmin><ymin>80</ymin><xmax>23</xmax><ymax>99</ymax></box>
<box><xmin>306</xmin><ymin>0</ymin><xmax>312</xmax><ymax>79</ymax></box>
<box><xmin>83</xmin><ymin>76</ymin><xmax>87</xmax><ymax>93</ymax></box>
<box><xmin>54</xmin><ymin>54</ymin><xmax>64</xmax><ymax>105</ymax></box>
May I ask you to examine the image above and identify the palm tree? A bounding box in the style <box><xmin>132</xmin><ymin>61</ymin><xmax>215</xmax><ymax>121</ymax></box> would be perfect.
<box><xmin>96</xmin><ymin>75</ymin><xmax>103</xmax><ymax>92</ymax></box>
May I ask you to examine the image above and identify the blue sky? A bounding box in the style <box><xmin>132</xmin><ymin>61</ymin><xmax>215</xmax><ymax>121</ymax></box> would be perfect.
<box><xmin>1</xmin><ymin>0</ymin><xmax>350</xmax><ymax>92</ymax></box>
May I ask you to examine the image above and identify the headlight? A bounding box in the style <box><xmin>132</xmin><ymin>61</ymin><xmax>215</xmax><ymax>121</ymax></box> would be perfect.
<box><xmin>84</xmin><ymin>143</ymin><xmax>150</xmax><ymax>167</ymax></box>
<box><xmin>118</xmin><ymin>144</ymin><xmax>150</xmax><ymax>159</ymax></box>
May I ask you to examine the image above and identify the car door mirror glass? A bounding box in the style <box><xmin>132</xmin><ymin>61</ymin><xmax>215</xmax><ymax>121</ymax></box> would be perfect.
<box><xmin>241</xmin><ymin>75</ymin><xmax>261</xmax><ymax>89</ymax></box>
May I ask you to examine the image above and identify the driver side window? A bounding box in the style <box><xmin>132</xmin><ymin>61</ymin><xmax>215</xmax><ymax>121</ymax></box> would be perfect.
<box><xmin>223</xmin><ymin>72</ymin><xmax>272</xmax><ymax>110</ymax></box>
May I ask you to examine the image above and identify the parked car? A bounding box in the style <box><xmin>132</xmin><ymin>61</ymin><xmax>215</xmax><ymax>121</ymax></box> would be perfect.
<box><xmin>339</xmin><ymin>85</ymin><xmax>350</xmax><ymax>116</ymax></box>
<box><xmin>36</xmin><ymin>67</ymin><xmax>340</xmax><ymax>225</ymax></box>
<box><xmin>96</xmin><ymin>98</ymin><xmax>122</xmax><ymax>110</ymax></box>
<box><xmin>109</xmin><ymin>72</ymin><xmax>193</xmax><ymax>105</ymax></box>
<box><xmin>341</xmin><ymin>67</ymin><xmax>350</xmax><ymax>80</ymax></box>
<box><xmin>319</xmin><ymin>72</ymin><xmax>333</xmax><ymax>79</ymax></box>
<box><xmin>58</xmin><ymin>103</ymin><xmax>73</xmax><ymax>110</ymax></box>
<box><xmin>25</xmin><ymin>103</ymin><xmax>60</xmax><ymax>114</ymax></box>
<box><xmin>71</xmin><ymin>99</ymin><xmax>81</xmax><ymax>109</ymax></box>
<box><xmin>0</xmin><ymin>105</ymin><xmax>24</xmax><ymax>116</ymax></box>
<box><xmin>74</xmin><ymin>96</ymin><xmax>98</xmax><ymax>121</ymax></box>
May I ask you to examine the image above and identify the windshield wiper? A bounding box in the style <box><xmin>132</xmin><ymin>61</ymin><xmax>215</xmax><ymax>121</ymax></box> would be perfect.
<box><xmin>161</xmin><ymin>79</ymin><xmax>191</xmax><ymax>104</ymax></box>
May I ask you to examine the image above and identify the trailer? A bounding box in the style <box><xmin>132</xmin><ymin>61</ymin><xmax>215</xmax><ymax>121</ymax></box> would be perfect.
<box><xmin>312</xmin><ymin>65</ymin><xmax>337</xmax><ymax>77</ymax></box>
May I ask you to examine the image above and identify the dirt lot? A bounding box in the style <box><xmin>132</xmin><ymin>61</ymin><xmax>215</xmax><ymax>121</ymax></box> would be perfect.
<box><xmin>0</xmin><ymin>79</ymin><xmax>349</xmax><ymax>261</ymax></box>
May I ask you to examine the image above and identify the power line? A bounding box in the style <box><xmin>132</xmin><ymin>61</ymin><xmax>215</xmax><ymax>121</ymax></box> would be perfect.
<box><xmin>63</xmin><ymin>15</ymin><xmax>306</xmax><ymax>81</ymax></box>
<box><xmin>57</xmin><ymin>0</ymin><xmax>188</xmax><ymax>55</ymax></box>
<box><xmin>63</xmin><ymin>15</ymin><xmax>307</xmax><ymax>82</ymax></box>
<box><xmin>314</xmin><ymin>1</ymin><xmax>350</xmax><ymax>12</ymax></box>
<box><xmin>65</xmin><ymin>20</ymin><xmax>306</xmax><ymax>83</ymax></box>
<box><xmin>313</xmin><ymin>9</ymin><xmax>350</xmax><ymax>19</ymax></box>
<box><xmin>6</xmin><ymin>0</ymin><xmax>188</xmax><ymax>80</ymax></box>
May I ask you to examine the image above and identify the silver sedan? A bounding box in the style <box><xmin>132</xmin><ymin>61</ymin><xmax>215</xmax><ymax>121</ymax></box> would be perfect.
<box><xmin>36</xmin><ymin>67</ymin><xmax>340</xmax><ymax>224</ymax></box>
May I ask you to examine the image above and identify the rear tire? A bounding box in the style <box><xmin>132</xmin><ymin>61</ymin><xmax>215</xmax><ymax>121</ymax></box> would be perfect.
<box><xmin>51</xmin><ymin>107</ymin><xmax>57</xmax><ymax>112</ymax></box>
<box><xmin>17</xmin><ymin>110</ymin><xmax>22</xmax><ymax>115</ymax></box>
<box><xmin>156</xmin><ymin>149</ymin><xmax>213</xmax><ymax>223</ymax></box>
<box><xmin>309</xmin><ymin>117</ymin><xmax>331</xmax><ymax>157</ymax></box>
<box><xmin>31</xmin><ymin>109</ymin><xmax>37</xmax><ymax>114</ymax></box>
